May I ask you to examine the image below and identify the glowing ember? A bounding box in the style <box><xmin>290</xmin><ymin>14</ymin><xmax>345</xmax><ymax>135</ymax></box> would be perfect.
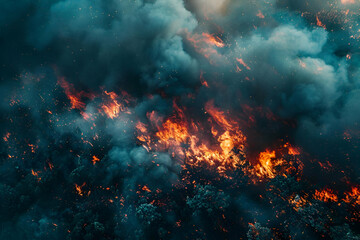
<box><xmin>75</xmin><ymin>183</ymin><xmax>90</xmax><ymax>196</ymax></box>
<box><xmin>284</xmin><ymin>143</ymin><xmax>301</xmax><ymax>155</ymax></box>
<box><xmin>314</xmin><ymin>189</ymin><xmax>338</xmax><ymax>202</ymax></box>
<box><xmin>3</xmin><ymin>132</ymin><xmax>10</xmax><ymax>142</ymax></box>
<box><xmin>256</xmin><ymin>11</ymin><xmax>265</xmax><ymax>19</ymax></box>
<box><xmin>344</xmin><ymin>186</ymin><xmax>360</xmax><ymax>205</ymax></box>
<box><xmin>236</xmin><ymin>58</ymin><xmax>251</xmax><ymax>70</ymax></box>
<box><xmin>31</xmin><ymin>169</ymin><xmax>42</xmax><ymax>182</ymax></box>
<box><xmin>316</xmin><ymin>15</ymin><xmax>326</xmax><ymax>29</ymax></box>
<box><xmin>289</xmin><ymin>194</ymin><xmax>309</xmax><ymax>211</ymax></box>
<box><xmin>253</xmin><ymin>143</ymin><xmax>302</xmax><ymax>180</ymax></box>
<box><xmin>142</xmin><ymin>185</ymin><xmax>152</xmax><ymax>192</ymax></box>
<box><xmin>91</xmin><ymin>155</ymin><xmax>100</xmax><ymax>165</ymax></box>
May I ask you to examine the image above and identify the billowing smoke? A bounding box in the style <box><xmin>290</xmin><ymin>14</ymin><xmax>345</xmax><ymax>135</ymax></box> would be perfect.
<box><xmin>1</xmin><ymin>0</ymin><xmax>359</xmax><ymax>239</ymax></box>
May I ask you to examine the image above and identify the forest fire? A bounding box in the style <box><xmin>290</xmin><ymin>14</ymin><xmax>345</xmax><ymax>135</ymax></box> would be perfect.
<box><xmin>135</xmin><ymin>100</ymin><xmax>303</xmax><ymax>179</ymax></box>
<box><xmin>2</xmin><ymin>0</ymin><xmax>360</xmax><ymax>239</ymax></box>
<box><xmin>136</xmin><ymin>101</ymin><xmax>247</xmax><ymax>174</ymax></box>
<box><xmin>252</xmin><ymin>143</ymin><xmax>302</xmax><ymax>180</ymax></box>
<box><xmin>254</xmin><ymin>150</ymin><xmax>277</xmax><ymax>179</ymax></box>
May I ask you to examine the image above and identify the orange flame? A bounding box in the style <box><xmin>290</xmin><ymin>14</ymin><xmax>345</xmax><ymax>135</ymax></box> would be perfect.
<box><xmin>253</xmin><ymin>143</ymin><xmax>302</xmax><ymax>180</ymax></box>
<box><xmin>254</xmin><ymin>150</ymin><xmax>279</xmax><ymax>179</ymax></box>
<box><xmin>91</xmin><ymin>155</ymin><xmax>100</xmax><ymax>165</ymax></box>
<box><xmin>136</xmin><ymin>101</ymin><xmax>302</xmax><ymax>179</ymax></box>
<box><xmin>341</xmin><ymin>0</ymin><xmax>355</xmax><ymax>4</ymax></box>
<box><xmin>142</xmin><ymin>185</ymin><xmax>152</xmax><ymax>192</ymax></box>
<box><xmin>31</xmin><ymin>169</ymin><xmax>42</xmax><ymax>181</ymax></box>
<box><xmin>75</xmin><ymin>182</ymin><xmax>90</xmax><ymax>196</ymax></box>
<box><xmin>3</xmin><ymin>132</ymin><xmax>10</xmax><ymax>142</ymax></box>
<box><xmin>138</xmin><ymin>101</ymin><xmax>247</xmax><ymax>174</ymax></box>
<box><xmin>316</xmin><ymin>15</ymin><xmax>326</xmax><ymax>29</ymax></box>
<box><xmin>289</xmin><ymin>194</ymin><xmax>309</xmax><ymax>211</ymax></box>
<box><xmin>314</xmin><ymin>189</ymin><xmax>338</xmax><ymax>202</ymax></box>
<box><xmin>256</xmin><ymin>11</ymin><xmax>265</xmax><ymax>19</ymax></box>
<box><xmin>236</xmin><ymin>58</ymin><xmax>251</xmax><ymax>70</ymax></box>
<box><xmin>187</xmin><ymin>32</ymin><xmax>224</xmax><ymax>64</ymax></box>
<box><xmin>344</xmin><ymin>186</ymin><xmax>360</xmax><ymax>205</ymax></box>
<box><xmin>101</xmin><ymin>91</ymin><xmax>126</xmax><ymax>119</ymax></box>
<box><xmin>136</xmin><ymin>121</ymin><xmax>152</xmax><ymax>151</ymax></box>
<box><xmin>58</xmin><ymin>78</ymin><xmax>93</xmax><ymax>110</ymax></box>
<box><xmin>200</xmin><ymin>72</ymin><xmax>209</xmax><ymax>87</ymax></box>
<box><xmin>201</xmin><ymin>33</ymin><xmax>225</xmax><ymax>48</ymax></box>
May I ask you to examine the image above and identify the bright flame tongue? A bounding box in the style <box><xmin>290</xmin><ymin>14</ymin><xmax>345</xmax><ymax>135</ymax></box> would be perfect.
<box><xmin>101</xmin><ymin>91</ymin><xmax>126</xmax><ymax>119</ymax></box>
<box><xmin>136</xmin><ymin>101</ymin><xmax>303</xmax><ymax>179</ymax></box>
<box><xmin>138</xmin><ymin>101</ymin><xmax>247</xmax><ymax>174</ymax></box>
<box><xmin>58</xmin><ymin>77</ymin><xmax>93</xmax><ymax>110</ymax></box>
<box><xmin>256</xmin><ymin>150</ymin><xmax>277</xmax><ymax>178</ymax></box>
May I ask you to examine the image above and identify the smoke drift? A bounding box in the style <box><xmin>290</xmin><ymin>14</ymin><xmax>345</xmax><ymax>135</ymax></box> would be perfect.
<box><xmin>1</xmin><ymin>0</ymin><xmax>359</xmax><ymax>239</ymax></box>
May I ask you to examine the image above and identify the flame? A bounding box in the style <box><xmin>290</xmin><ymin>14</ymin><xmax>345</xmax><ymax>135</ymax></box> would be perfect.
<box><xmin>48</xmin><ymin>162</ymin><xmax>54</xmax><ymax>170</ymax></box>
<box><xmin>28</xmin><ymin>144</ymin><xmax>36</xmax><ymax>153</ymax></box>
<box><xmin>314</xmin><ymin>189</ymin><xmax>338</xmax><ymax>202</ymax></box>
<box><xmin>142</xmin><ymin>185</ymin><xmax>152</xmax><ymax>192</ymax></box>
<box><xmin>236</xmin><ymin>58</ymin><xmax>251</xmax><ymax>70</ymax></box>
<box><xmin>253</xmin><ymin>143</ymin><xmax>302</xmax><ymax>180</ymax></box>
<box><xmin>200</xmin><ymin>72</ymin><xmax>209</xmax><ymax>87</ymax></box>
<box><xmin>316</xmin><ymin>15</ymin><xmax>326</xmax><ymax>29</ymax></box>
<box><xmin>75</xmin><ymin>183</ymin><xmax>90</xmax><ymax>196</ymax></box>
<box><xmin>58</xmin><ymin>77</ymin><xmax>93</xmax><ymax>110</ymax></box>
<box><xmin>136</xmin><ymin>121</ymin><xmax>152</xmax><ymax>151</ymax></box>
<box><xmin>135</xmin><ymin>101</ymin><xmax>303</xmax><ymax>179</ymax></box>
<box><xmin>91</xmin><ymin>155</ymin><xmax>100</xmax><ymax>165</ymax></box>
<box><xmin>344</xmin><ymin>186</ymin><xmax>360</xmax><ymax>205</ymax></box>
<box><xmin>284</xmin><ymin>143</ymin><xmax>301</xmax><ymax>155</ymax></box>
<box><xmin>137</xmin><ymin>101</ymin><xmax>247</xmax><ymax>174</ymax></box>
<box><xmin>201</xmin><ymin>33</ymin><xmax>225</xmax><ymax>48</ymax></box>
<box><xmin>31</xmin><ymin>169</ymin><xmax>41</xmax><ymax>181</ymax></box>
<box><xmin>156</xmin><ymin>119</ymin><xmax>189</xmax><ymax>145</ymax></box>
<box><xmin>101</xmin><ymin>91</ymin><xmax>126</xmax><ymax>119</ymax></box>
<box><xmin>256</xmin><ymin>11</ymin><xmax>265</xmax><ymax>19</ymax></box>
<box><xmin>3</xmin><ymin>132</ymin><xmax>10</xmax><ymax>142</ymax></box>
<box><xmin>187</xmin><ymin>32</ymin><xmax>224</xmax><ymax>64</ymax></box>
<box><xmin>289</xmin><ymin>194</ymin><xmax>309</xmax><ymax>211</ymax></box>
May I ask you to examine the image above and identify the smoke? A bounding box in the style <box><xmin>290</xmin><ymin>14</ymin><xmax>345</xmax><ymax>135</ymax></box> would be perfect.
<box><xmin>1</xmin><ymin>0</ymin><xmax>360</xmax><ymax>239</ymax></box>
